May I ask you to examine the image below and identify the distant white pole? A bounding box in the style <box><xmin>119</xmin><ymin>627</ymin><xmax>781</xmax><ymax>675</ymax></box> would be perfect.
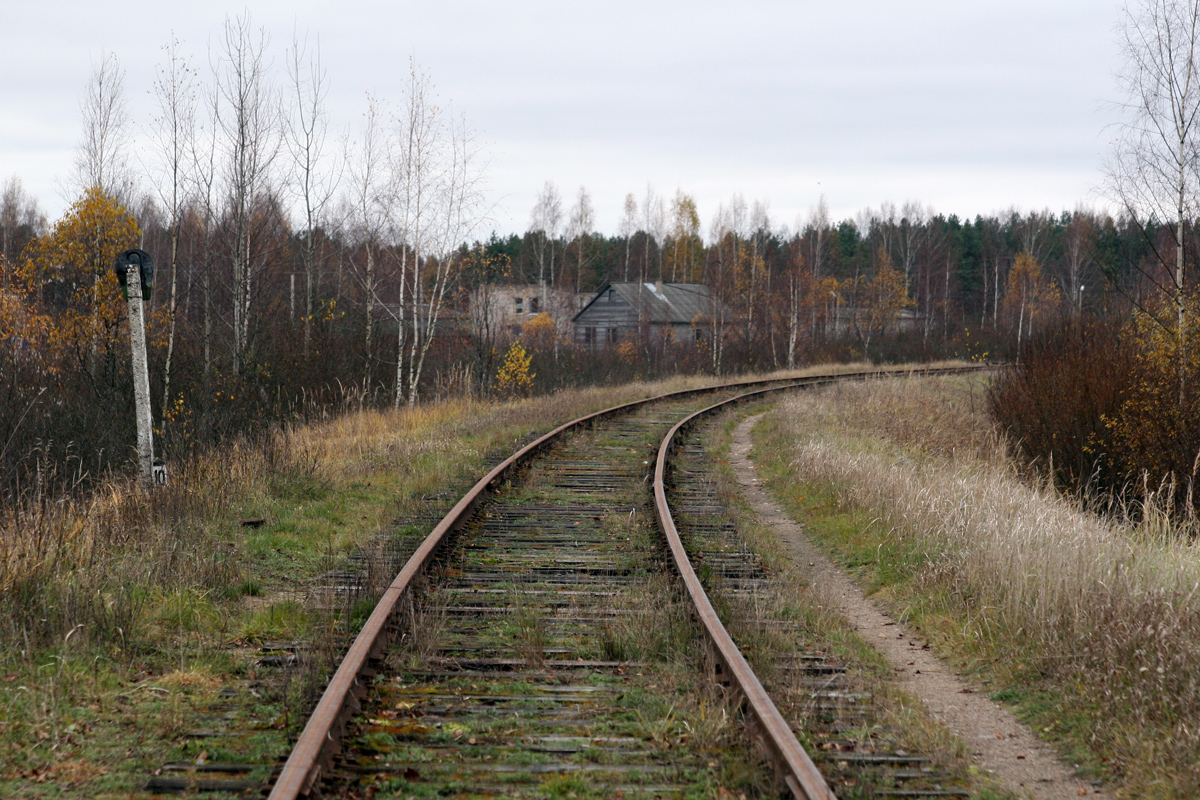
<box><xmin>126</xmin><ymin>264</ymin><xmax>155</xmax><ymax>490</ymax></box>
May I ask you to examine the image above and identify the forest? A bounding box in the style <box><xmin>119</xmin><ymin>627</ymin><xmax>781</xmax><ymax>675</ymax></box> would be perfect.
<box><xmin>0</xmin><ymin>167</ymin><xmax>1167</xmax><ymax>503</ymax></box>
<box><xmin>0</xmin><ymin>10</ymin><xmax>1191</xmax><ymax>509</ymax></box>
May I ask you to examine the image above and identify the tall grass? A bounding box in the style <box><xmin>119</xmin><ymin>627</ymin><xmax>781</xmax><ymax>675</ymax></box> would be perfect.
<box><xmin>765</xmin><ymin>377</ymin><xmax>1200</xmax><ymax>795</ymax></box>
<box><xmin>0</xmin><ymin>436</ymin><xmax>274</xmax><ymax>652</ymax></box>
<box><xmin>0</xmin><ymin>364</ymin><xmax>869</xmax><ymax>658</ymax></box>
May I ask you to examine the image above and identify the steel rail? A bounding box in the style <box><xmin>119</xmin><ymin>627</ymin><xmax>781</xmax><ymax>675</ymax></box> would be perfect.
<box><xmin>651</xmin><ymin>364</ymin><xmax>994</xmax><ymax>800</ymax></box>
<box><xmin>268</xmin><ymin>364</ymin><xmax>991</xmax><ymax>799</ymax></box>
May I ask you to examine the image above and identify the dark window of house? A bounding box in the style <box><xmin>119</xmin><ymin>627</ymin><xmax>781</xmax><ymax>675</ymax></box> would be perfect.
<box><xmin>514</xmin><ymin>297</ymin><xmax>523</xmax><ymax>315</ymax></box>
<box><xmin>530</xmin><ymin>296</ymin><xmax>540</xmax><ymax>313</ymax></box>
<box><xmin>607</xmin><ymin>288</ymin><xmax>615</xmax><ymax>302</ymax></box>
<box><xmin>609</xmin><ymin>327</ymin><xmax>619</xmax><ymax>344</ymax></box>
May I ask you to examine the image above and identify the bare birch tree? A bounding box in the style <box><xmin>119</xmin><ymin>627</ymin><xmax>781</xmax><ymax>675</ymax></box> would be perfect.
<box><xmin>150</xmin><ymin>36</ymin><xmax>198</xmax><ymax>428</ymax></box>
<box><xmin>530</xmin><ymin>181</ymin><xmax>562</xmax><ymax>307</ymax></box>
<box><xmin>286</xmin><ymin>31</ymin><xmax>339</xmax><ymax>358</ymax></box>
<box><xmin>75</xmin><ymin>51</ymin><xmax>135</xmax><ymax>374</ymax></box>
<box><xmin>74</xmin><ymin>51</ymin><xmax>133</xmax><ymax>200</ymax></box>
<box><xmin>405</xmin><ymin>112</ymin><xmax>486</xmax><ymax>404</ymax></box>
<box><xmin>346</xmin><ymin>96</ymin><xmax>387</xmax><ymax>390</ymax></box>
<box><xmin>897</xmin><ymin>200</ymin><xmax>929</xmax><ymax>292</ymax></box>
<box><xmin>746</xmin><ymin>199</ymin><xmax>770</xmax><ymax>341</ymax></box>
<box><xmin>568</xmin><ymin>186</ymin><xmax>594</xmax><ymax>295</ymax></box>
<box><xmin>215</xmin><ymin>12</ymin><xmax>279</xmax><ymax>374</ymax></box>
<box><xmin>389</xmin><ymin>62</ymin><xmax>438</xmax><ymax>406</ymax></box>
<box><xmin>706</xmin><ymin>203</ymin><xmax>737</xmax><ymax>373</ymax></box>
<box><xmin>619</xmin><ymin>192</ymin><xmax>637</xmax><ymax>282</ymax></box>
<box><xmin>190</xmin><ymin>82</ymin><xmax>221</xmax><ymax>379</ymax></box>
<box><xmin>804</xmin><ymin>197</ymin><xmax>831</xmax><ymax>337</ymax></box>
<box><xmin>641</xmin><ymin>185</ymin><xmax>663</xmax><ymax>284</ymax></box>
<box><xmin>786</xmin><ymin>242</ymin><xmax>804</xmax><ymax>369</ymax></box>
<box><xmin>1107</xmin><ymin>0</ymin><xmax>1200</xmax><ymax>396</ymax></box>
<box><xmin>386</xmin><ymin>61</ymin><xmax>485</xmax><ymax>406</ymax></box>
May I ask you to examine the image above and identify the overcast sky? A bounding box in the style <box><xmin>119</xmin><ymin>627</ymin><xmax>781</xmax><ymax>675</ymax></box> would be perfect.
<box><xmin>1</xmin><ymin>0</ymin><xmax>1124</xmax><ymax>237</ymax></box>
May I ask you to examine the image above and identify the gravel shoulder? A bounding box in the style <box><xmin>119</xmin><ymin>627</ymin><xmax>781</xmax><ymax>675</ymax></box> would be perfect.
<box><xmin>731</xmin><ymin>413</ymin><xmax>1109</xmax><ymax>800</ymax></box>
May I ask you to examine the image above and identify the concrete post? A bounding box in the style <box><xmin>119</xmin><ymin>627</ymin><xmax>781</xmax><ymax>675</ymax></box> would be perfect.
<box><xmin>125</xmin><ymin>265</ymin><xmax>155</xmax><ymax>491</ymax></box>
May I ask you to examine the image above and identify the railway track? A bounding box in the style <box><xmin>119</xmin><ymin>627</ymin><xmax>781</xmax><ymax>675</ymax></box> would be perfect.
<box><xmin>662</xmin><ymin>405</ymin><xmax>972</xmax><ymax>798</ymax></box>
<box><xmin>256</xmin><ymin>366</ymin><xmax>989</xmax><ymax>800</ymax></box>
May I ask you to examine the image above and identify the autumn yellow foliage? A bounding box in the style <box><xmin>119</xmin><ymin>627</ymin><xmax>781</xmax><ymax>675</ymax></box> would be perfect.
<box><xmin>1001</xmin><ymin>251</ymin><xmax>1061</xmax><ymax>346</ymax></box>
<box><xmin>520</xmin><ymin>311</ymin><xmax>557</xmax><ymax>351</ymax></box>
<box><xmin>494</xmin><ymin>341</ymin><xmax>534</xmax><ymax>397</ymax></box>
<box><xmin>1104</xmin><ymin>297</ymin><xmax>1200</xmax><ymax>490</ymax></box>
<box><xmin>13</xmin><ymin>188</ymin><xmax>140</xmax><ymax>363</ymax></box>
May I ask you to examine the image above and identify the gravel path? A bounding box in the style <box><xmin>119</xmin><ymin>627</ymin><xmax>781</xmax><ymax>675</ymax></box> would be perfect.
<box><xmin>730</xmin><ymin>414</ymin><xmax>1109</xmax><ymax>800</ymax></box>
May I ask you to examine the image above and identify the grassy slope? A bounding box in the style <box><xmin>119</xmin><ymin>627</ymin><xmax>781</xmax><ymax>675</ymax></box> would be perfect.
<box><xmin>750</xmin><ymin>374</ymin><xmax>1200</xmax><ymax>799</ymax></box>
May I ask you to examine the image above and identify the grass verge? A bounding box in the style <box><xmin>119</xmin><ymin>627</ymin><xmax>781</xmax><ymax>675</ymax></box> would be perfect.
<box><xmin>700</xmin><ymin>405</ymin><xmax>1009</xmax><ymax>799</ymax></box>
<box><xmin>751</xmin><ymin>374</ymin><xmax>1200</xmax><ymax>798</ymax></box>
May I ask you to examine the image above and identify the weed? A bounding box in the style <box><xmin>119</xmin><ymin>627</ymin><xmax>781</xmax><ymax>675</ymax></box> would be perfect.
<box><xmin>238</xmin><ymin>600</ymin><xmax>310</xmax><ymax>644</ymax></box>
<box><xmin>505</xmin><ymin>586</ymin><xmax>547</xmax><ymax>668</ymax></box>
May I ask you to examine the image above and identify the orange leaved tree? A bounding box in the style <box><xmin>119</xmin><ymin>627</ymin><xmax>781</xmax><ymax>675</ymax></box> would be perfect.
<box><xmin>1001</xmin><ymin>251</ymin><xmax>1061</xmax><ymax>352</ymax></box>
<box><xmin>850</xmin><ymin>248</ymin><xmax>912</xmax><ymax>358</ymax></box>
<box><xmin>18</xmin><ymin>187</ymin><xmax>141</xmax><ymax>394</ymax></box>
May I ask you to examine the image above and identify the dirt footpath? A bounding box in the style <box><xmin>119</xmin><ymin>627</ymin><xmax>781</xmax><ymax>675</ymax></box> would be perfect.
<box><xmin>730</xmin><ymin>414</ymin><xmax>1109</xmax><ymax>800</ymax></box>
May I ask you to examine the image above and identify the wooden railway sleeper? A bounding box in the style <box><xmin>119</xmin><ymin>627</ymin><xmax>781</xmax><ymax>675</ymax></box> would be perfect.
<box><xmin>266</xmin><ymin>367</ymin><xmax>993</xmax><ymax>800</ymax></box>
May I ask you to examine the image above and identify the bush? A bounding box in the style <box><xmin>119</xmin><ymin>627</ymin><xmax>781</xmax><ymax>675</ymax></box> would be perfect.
<box><xmin>988</xmin><ymin>317</ymin><xmax>1137</xmax><ymax>495</ymax></box>
<box><xmin>990</xmin><ymin>310</ymin><xmax>1200</xmax><ymax>509</ymax></box>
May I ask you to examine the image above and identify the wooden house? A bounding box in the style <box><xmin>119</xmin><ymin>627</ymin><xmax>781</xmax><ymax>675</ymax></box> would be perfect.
<box><xmin>572</xmin><ymin>282</ymin><xmax>717</xmax><ymax>350</ymax></box>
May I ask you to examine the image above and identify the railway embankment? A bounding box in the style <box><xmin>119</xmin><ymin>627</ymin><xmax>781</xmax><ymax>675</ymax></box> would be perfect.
<box><xmin>0</xmin><ymin>366</ymin><xmax>878</xmax><ymax>798</ymax></box>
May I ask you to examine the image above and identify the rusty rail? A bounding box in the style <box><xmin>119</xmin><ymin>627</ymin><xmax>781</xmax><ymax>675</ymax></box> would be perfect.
<box><xmin>267</xmin><ymin>364</ymin><xmax>992</xmax><ymax>799</ymax></box>
<box><xmin>651</xmin><ymin>364</ymin><xmax>994</xmax><ymax>800</ymax></box>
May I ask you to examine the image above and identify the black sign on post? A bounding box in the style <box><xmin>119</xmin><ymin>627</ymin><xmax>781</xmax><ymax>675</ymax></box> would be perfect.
<box><xmin>114</xmin><ymin>249</ymin><xmax>155</xmax><ymax>301</ymax></box>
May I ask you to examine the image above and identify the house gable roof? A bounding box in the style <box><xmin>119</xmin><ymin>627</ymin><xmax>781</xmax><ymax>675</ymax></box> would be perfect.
<box><xmin>573</xmin><ymin>282</ymin><xmax>715</xmax><ymax>324</ymax></box>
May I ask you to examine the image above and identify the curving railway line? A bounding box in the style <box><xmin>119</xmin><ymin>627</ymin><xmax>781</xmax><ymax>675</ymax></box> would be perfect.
<box><xmin>263</xmin><ymin>366</ymin><xmax>990</xmax><ymax>800</ymax></box>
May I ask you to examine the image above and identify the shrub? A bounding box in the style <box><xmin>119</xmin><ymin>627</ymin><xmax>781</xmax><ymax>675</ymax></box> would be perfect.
<box><xmin>988</xmin><ymin>317</ymin><xmax>1138</xmax><ymax>496</ymax></box>
<box><xmin>991</xmin><ymin>305</ymin><xmax>1200</xmax><ymax>514</ymax></box>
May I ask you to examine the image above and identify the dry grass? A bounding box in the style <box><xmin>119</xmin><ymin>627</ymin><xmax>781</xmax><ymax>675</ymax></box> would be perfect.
<box><xmin>0</xmin><ymin>363</ymin><xmax>883</xmax><ymax>795</ymax></box>
<box><xmin>760</xmin><ymin>375</ymin><xmax>1200</xmax><ymax>797</ymax></box>
<box><xmin>704</xmin><ymin>407</ymin><xmax>977</xmax><ymax>780</ymax></box>
<box><xmin>0</xmin><ymin>368</ymin><xmax>824</xmax><ymax>653</ymax></box>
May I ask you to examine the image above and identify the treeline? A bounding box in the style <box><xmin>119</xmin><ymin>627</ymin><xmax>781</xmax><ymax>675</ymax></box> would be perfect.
<box><xmin>1</xmin><ymin>171</ymin><xmax>1165</xmax><ymax>503</ymax></box>
<box><xmin>0</xmin><ymin>15</ymin><xmax>1172</xmax><ymax>503</ymax></box>
<box><xmin>495</xmin><ymin>192</ymin><xmax>1156</xmax><ymax>369</ymax></box>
